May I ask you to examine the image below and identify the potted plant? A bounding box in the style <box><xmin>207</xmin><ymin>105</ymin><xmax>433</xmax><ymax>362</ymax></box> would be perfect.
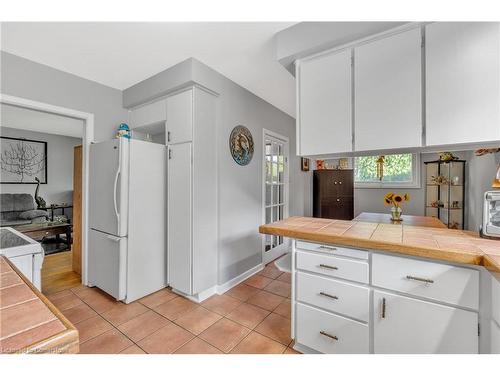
<box><xmin>384</xmin><ymin>192</ymin><xmax>410</xmax><ymax>221</ymax></box>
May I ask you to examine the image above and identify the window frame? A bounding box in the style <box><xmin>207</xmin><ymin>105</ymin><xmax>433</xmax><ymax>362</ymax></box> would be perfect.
<box><xmin>354</xmin><ymin>153</ymin><xmax>421</xmax><ymax>189</ymax></box>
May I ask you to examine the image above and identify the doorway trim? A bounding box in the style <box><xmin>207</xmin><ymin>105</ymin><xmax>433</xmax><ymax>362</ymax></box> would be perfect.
<box><xmin>262</xmin><ymin>128</ymin><xmax>290</xmax><ymax>265</ymax></box>
<box><xmin>1</xmin><ymin>94</ymin><xmax>94</xmax><ymax>285</ymax></box>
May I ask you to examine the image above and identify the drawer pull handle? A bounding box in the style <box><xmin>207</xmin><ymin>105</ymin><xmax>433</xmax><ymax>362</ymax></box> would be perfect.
<box><xmin>319</xmin><ymin>264</ymin><xmax>338</xmax><ymax>271</ymax></box>
<box><xmin>406</xmin><ymin>275</ymin><xmax>434</xmax><ymax>284</ymax></box>
<box><xmin>319</xmin><ymin>245</ymin><xmax>337</xmax><ymax>251</ymax></box>
<box><xmin>319</xmin><ymin>292</ymin><xmax>338</xmax><ymax>300</ymax></box>
<box><xmin>320</xmin><ymin>331</ymin><xmax>338</xmax><ymax>341</ymax></box>
<box><xmin>381</xmin><ymin>297</ymin><xmax>386</xmax><ymax>319</ymax></box>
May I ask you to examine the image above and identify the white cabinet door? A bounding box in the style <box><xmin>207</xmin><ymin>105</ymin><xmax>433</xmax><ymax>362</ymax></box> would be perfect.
<box><xmin>354</xmin><ymin>28</ymin><xmax>422</xmax><ymax>151</ymax></box>
<box><xmin>9</xmin><ymin>254</ymin><xmax>33</xmax><ymax>283</ymax></box>
<box><xmin>166</xmin><ymin>89</ymin><xmax>193</xmax><ymax>144</ymax></box>
<box><xmin>297</xmin><ymin>49</ymin><xmax>352</xmax><ymax>156</ymax></box>
<box><xmin>373</xmin><ymin>290</ymin><xmax>478</xmax><ymax>353</ymax></box>
<box><xmin>168</xmin><ymin>142</ymin><xmax>192</xmax><ymax>295</ymax></box>
<box><xmin>130</xmin><ymin>99</ymin><xmax>166</xmax><ymax>128</ymax></box>
<box><xmin>426</xmin><ymin>22</ymin><xmax>500</xmax><ymax>146</ymax></box>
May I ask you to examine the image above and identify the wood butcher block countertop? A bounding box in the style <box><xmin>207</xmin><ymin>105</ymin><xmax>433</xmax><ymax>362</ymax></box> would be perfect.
<box><xmin>259</xmin><ymin>214</ymin><xmax>500</xmax><ymax>273</ymax></box>
<box><xmin>0</xmin><ymin>256</ymin><xmax>79</xmax><ymax>354</ymax></box>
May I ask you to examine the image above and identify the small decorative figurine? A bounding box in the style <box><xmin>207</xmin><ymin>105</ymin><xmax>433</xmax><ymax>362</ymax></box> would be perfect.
<box><xmin>34</xmin><ymin>177</ymin><xmax>46</xmax><ymax>209</ymax></box>
<box><xmin>116</xmin><ymin>123</ymin><xmax>131</xmax><ymax>139</ymax></box>
<box><xmin>439</xmin><ymin>152</ymin><xmax>458</xmax><ymax>162</ymax></box>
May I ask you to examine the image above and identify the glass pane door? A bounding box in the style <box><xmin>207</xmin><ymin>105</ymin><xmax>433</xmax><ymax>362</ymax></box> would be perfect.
<box><xmin>263</xmin><ymin>132</ymin><xmax>288</xmax><ymax>263</ymax></box>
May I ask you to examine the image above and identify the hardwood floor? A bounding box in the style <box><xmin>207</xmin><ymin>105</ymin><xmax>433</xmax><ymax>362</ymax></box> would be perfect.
<box><xmin>42</xmin><ymin>250</ymin><xmax>81</xmax><ymax>295</ymax></box>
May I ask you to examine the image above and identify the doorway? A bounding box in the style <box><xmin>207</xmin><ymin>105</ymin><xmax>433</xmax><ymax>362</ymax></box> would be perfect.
<box><xmin>0</xmin><ymin>94</ymin><xmax>94</xmax><ymax>291</ymax></box>
<box><xmin>262</xmin><ymin>129</ymin><xmax>289</xmax><ymax>265</ymax></box>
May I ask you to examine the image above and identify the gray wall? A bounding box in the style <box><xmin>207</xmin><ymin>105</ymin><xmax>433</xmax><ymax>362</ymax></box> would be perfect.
<box><xmin>123</xmin><ymin>58</ymin><xmax>311</xmax><ymax>285</ymax></box>
<box><xmin>467</xmin><ymin>151</ymin><xmax>500</xmax><ymax>232</ymax></box>
<box><xmin>1</xmin><ymin>51</ymin><xmax>128</xmax><ymax>142</ymax></box>
<box><xmin>0</xmin><ymin>126</ymin><xmax>81</xmax><ymax>208</ymax></box>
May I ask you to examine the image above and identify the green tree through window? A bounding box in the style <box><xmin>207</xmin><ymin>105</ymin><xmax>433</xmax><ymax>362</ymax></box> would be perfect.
<box><xmin>355</xmin><ymin>154</ymin><xmax>413</xmax><ymax>183</ymax></box>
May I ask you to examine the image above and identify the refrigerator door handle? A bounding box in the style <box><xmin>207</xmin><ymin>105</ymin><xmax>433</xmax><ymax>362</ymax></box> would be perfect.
<box><xmin>113</xmin><ymin>168</ymin><xmax>121</xmax><ymax>221</ymax></box>
<box><xmin>106</xmin><ymin>234</ymin><xmax>121</xmax><ymax>242</ymax></box>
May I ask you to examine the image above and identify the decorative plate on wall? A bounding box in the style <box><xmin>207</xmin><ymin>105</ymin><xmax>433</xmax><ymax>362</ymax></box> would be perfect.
<box><xmin>229</xmin><ymin>125</ymin><xmax>254</xmax><ymax>166</ymax></box>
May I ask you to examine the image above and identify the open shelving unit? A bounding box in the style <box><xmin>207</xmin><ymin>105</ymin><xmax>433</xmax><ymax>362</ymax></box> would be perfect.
<box><xmin>424</xmin><ymin>160</ymin><xmax>466</xmax><ymax>230</ymax></box>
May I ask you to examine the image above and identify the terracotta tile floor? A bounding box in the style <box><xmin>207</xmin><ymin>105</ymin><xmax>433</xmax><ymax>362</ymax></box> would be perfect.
<box><xmin>45</xmin><ymin>262</ymin><xmax>298</xmax><ymax>354</ymax></box>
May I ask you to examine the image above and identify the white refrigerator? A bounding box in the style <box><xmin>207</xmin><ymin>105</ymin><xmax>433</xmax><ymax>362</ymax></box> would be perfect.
<box><xmin>88</xmin><ymin>137</ymin><xmax>167</xmax><ymax>303</ymax></box>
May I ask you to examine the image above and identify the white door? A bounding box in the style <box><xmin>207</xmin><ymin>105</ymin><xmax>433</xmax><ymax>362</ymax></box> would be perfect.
<box><xmin>88</xmin><ymin>229</ymin><xmax>127</xmax><ymax>300</ymax></box>
<box><xmin>166</xmin><ymin>89</ymin><xmax>193</xmax><ymax>145</ymax></box>
<box><xmin>297</xmin><ymin>49</ymin><xmax>352</xmax><ymax>156</ymax></box>
<box><xmin>373</xmin><ymin>290</ymin><xmax>478</xmax><ymax>353</ymax></box>
<box><xmin>89</xmin><ymin>139</ymin><xmax>124</xmax><ymax>236</ymax></box>
<box><xmin>354</xmin><ymin>27</ymin><xmax>422</xmax><ymax>151</ymax></box>
<box><xmin>168</xmin><ymin>142</ymin><xmax>192</xmax><ymax>295</ymax></box>
<box><xmin>426</xmin><ymin>22</ymin><xmax>500</xmax><ymax>145</ymax></box>
<box><xmin>263</xmin><ymin>131</ymin><xmax>289</xmax><ymax>264</ymax></box>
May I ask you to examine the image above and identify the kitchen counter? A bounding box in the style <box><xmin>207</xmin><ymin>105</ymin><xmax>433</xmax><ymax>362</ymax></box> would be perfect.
<box><xmin>0</xmin><ymin>256</ymin><xmax>79</xmax><ymax>353</ymax></box>
<box><xmin>353</xmin><ymin>212</ymin><xmax>447</xmax><ymax>228</ymax></box>
<box><xmin>259</xmin><ymin>215</ymin><xmax>500</xmax><ymax>272</ymax></box>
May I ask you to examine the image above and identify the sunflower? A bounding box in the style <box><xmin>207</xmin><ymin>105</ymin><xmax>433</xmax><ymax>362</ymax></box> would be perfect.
<box><xmin>393</xmin><ymin>194</ymin><xmax>403</xmax><ymax>207</ymax></box>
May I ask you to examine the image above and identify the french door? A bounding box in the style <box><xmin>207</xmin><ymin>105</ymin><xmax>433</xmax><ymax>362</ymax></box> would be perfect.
<box><xmin>263</xmin><ymin>130</ymin><xmax>289</xmax><ymax>264</ymax></box>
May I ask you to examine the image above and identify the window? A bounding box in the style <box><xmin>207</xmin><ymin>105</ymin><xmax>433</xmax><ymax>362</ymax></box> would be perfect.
<box><xmin>354</xmin><ymin>153</ymin><xmax>420</xmax><ymax>188</ymax></box>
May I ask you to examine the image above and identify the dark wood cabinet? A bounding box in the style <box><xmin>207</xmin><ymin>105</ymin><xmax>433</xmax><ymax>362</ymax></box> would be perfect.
<box><xmin>313</xmin><ymin>169</ymin><xmax>354</xmax><ymax>220</ymax></box>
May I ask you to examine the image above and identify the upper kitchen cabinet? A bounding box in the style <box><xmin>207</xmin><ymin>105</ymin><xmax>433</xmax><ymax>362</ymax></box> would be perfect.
<box><xmin>129</xmin><ymin>99</ymin><xmax>166</xmax><ymax>129</ymax></box>
<box><xmin>354</xmin><ymin>28</ymin><xmax>422</xmax><ymax>151</ymax></box>
<box><xmin>297</xmin><ymin>49</ymin><xmax>352</xmax><ymax>156</ymax></box>
<box><xmin>166</xmin><ymin>89</ymin><xmax>193</xmax><ymax>144</ymax></box>
<box><xmin>426</xmin><ymin>22</ymin><xmax>500</xmax><ymax>146</ymax></box>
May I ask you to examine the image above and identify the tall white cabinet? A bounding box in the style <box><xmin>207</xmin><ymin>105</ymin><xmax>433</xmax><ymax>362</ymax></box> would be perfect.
<box><xmin>297</xmin><ymin>49</ymin><xmax>352</xmax><ymax>156</ymax></box>
<box><xmin>167</xmin><ymin>87</ymin><xmax>218</xmax><ymax>300</ymax></box>
<box><xmin>425</xmin><ymin>22</ymin><xmax>500</xmax><ymax>146</ymax></box>
<box><xmin>354</xmin><ymin>28</ymin><xmax>422</xmax><ymax>151</ymax></box>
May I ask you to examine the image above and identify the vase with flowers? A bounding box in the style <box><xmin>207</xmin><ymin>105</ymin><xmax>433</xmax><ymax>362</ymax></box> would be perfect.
<box><xmin>384</xmin><ymin>192</ymin><xmax>410</xmax><ymax>221</ymax></box>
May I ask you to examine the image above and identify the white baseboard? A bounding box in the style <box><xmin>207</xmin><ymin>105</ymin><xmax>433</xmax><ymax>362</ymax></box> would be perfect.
<box><xmin>172</xmin><ymin>286</ymin><xmax>218</xmax><ymax>303</ymax></box>
<box><xmin>215</xmin><ymin>263</ymin><xmax>264</xmax><ymax>295</ymax></box>
<box><xmin>170</xmin><ymin>263</ymin><xmax>265</xmax><ymax>303</ymax></box>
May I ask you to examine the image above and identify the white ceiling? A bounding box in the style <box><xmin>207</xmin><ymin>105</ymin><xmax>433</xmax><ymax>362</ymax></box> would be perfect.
<box><xmin>1</xmin><ymin>104</ymin><xmax>83</xmax><ymax>138</ymax></box>
<box><xmin>1</xmin><ymin>22</ymin><xmax>297</xmax><ymax>117</ymax></box>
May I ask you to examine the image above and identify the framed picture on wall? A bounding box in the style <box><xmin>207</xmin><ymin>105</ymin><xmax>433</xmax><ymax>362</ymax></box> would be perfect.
<box><xmin>0</xmin><ymin>136</ymin><xmax>47</xmax><ymax>184</ymax></box>
<box><xmin>301</xmin><ymin>157</ymin><xmax>310</xmax><ymax>171</ymax></box>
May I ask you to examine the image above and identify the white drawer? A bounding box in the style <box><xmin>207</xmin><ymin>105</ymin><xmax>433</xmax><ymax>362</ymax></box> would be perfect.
<box><xmin>296</xmin><ymin>240</ymin><xmax>368</xmax><ymax>260</ymax></box>
<box><xmin>296</xmin><ymin>303</ymin><xmax>369</xmax><ymax>354</ymax></box>
<box><xmin>297</xmin><ymin>272</ymin><xmax>369</xmax><ymax>322</ymax></box>
<box><xmin>372</xmin><ymin>253</ymin><xmax>479</xmax><ymax>310</ymax></box>
<box><xmin>296</xmin><ymin>250</ymin><xmax>369</xmax><ymax>284</ymax></box>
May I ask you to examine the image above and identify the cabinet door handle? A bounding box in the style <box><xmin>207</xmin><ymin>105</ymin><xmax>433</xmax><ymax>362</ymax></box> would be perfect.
<box><xmin>319</xmin><ymin>264</ymin><xmax>338</xmax><ymax>271</ymax></box>
<box><xmin>381</xmin><ymin>297</ymin><xmax>386</xmax><ymax>319</ymax></box>
<box><xmin>339</xmin><ymin>181</ymin><xmax>342</xmax><ymax>185</ymax></box>
<box><xmin>319</xmin><ymin>291</ymin><xmax>338</xmax><ymax>300</ymax></box>
<box><xmin>167</xmin><ymin>131</ymin><xmax>171</xmax><ymax>142</ymax></box>
<box><xmin>333</xmin><ymin>181</ymin><xmax>338</xmax><ymax>185</ymax></box>
<box><xmin>168</xmin><ymin>149</ymin><xmax>172</xmax><ymax>159</ymax></box>
<box><xmin>319</xmin><ymin>245</ymin><xmax>337</xmax><ymax>251</ymax></box>
<box><xmin>406</xmin><ymin>275</ymin><xmax>434</xmax><ymax>284</ymax></box>
<box><xmin>336</xmin><ymin>198</ymin><xmax>340</xmax><ymax>202</ymax></box>
<box><xmin>320</xmin><ymin>331</ymin><xmax>338</xmax><ymax>341</ymax></box>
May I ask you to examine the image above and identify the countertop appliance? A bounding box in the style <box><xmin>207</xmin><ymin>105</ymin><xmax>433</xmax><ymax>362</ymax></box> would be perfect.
<box><xmin>0</xmin><ymin>227</ymin><xmax>44</xmax><ymax>290</ymax></box>
<box><xmin>89</xmin><ymin>138</ymin><xmax>167</xmax><ymax>303</ymax></box>
<box><xmin>482</xmin><ymin>191</ymin><xmax>500</xmax><ymax>239</ymax></box>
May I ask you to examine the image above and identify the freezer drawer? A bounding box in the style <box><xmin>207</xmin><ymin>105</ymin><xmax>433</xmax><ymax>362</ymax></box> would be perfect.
<box><xmin>89</xmin><ymin>229</ymin><xmax>127</xmax><ymax>300</ymax></box>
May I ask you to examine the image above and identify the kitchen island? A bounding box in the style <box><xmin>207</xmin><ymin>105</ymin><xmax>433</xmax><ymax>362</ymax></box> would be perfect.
<box><xmin>259</xmin><ymin>214</ymin><xmax>500</xmax><ymax>354</ymax></box>
<box><xmin>0</xmin><ymin>256</ymin><xmax>79</xmax><ymax>353</ymax></box>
